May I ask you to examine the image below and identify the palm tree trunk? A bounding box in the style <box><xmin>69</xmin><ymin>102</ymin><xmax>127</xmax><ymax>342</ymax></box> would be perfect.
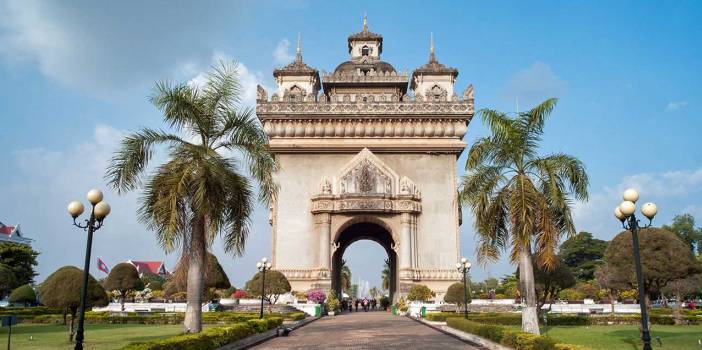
<box><xmin>518</xmin><ymin>243</ymin><xmax>540</xmax><ymax>335</ymax></box>
<box><xmin>184</xmin><ymin>215</ymin><xmax>206</xmax><ymax>333</ymax></box>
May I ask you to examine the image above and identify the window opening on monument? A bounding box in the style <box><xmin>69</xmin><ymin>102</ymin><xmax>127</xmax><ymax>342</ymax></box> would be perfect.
<box><xmin>362</xmin><ymin>45</ymin><xmax>370</xmax><ymax>57</ymax></box>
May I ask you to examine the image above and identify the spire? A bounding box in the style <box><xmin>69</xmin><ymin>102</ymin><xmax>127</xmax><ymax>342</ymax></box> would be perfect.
<box><xmin>363</xmin><ymin>14</ymin><xmax>368</xmax><ymax>32</ymax></box>
<box><xmin>295</xmin><ymin>32</ymin><xmax>302</xmax><ymax>63</ymax></box>
<box><xmin>429</xmin><ymin>32</ymin><xmax>436</xmax><ymax>62</ymax></box>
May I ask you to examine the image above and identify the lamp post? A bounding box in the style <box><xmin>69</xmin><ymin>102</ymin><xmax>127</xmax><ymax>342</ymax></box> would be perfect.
<box><xmin>67</xmin><ymin>189</ymin><xmax>111</xmax><ymax>350</ymax></box>
<box><xmin>614</xmin><ymin>188</ymin><xmax>657</xmax><ymax>350</ymax></box>
<box><xmin>456</xmin><ymin>257</ymin><xmax>472</xmax><ymax>319</ymax></box>
<box><xmin>256</xmin><ymin>257</ymin><xmax>272</xmax><ymax>319</ymax></box>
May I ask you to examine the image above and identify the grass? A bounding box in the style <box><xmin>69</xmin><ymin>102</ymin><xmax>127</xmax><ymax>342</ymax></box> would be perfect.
<box><xmin>508</xmin><ymin>325</ymin><xmax>702</xmax><ymax>350</ymax></box>
<box><xmin>0</xmin><ymin>323</ymin><xmax>185</xmax><ymax>350</ymax></box>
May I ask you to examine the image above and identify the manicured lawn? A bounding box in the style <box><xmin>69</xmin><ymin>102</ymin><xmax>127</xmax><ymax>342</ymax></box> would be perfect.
<box><xmin>510</xmin><ymin>325</ymin><xmax>702</xmax><ymax>350</ymax></box>
<box><xmin>0</xmin><ymin>323</ymin><xmax>184</xmax><ymax>350</ymax></box>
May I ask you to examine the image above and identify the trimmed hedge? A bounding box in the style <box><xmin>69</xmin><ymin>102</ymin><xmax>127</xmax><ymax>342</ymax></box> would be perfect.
<box><xmin>120</xmin><ymin>317</ymin><xmax>283</xmax><ymax>350</ymax></box>
<box><xmin>25</xmin><ymin>311</ymin><xmax>305</xmax><ymax>325</ymax></box>
<box><xmin>426</xmin><ymin>312</ymin><xmax>701</xmax><ymax>326</ymax></box>
<box><xmin>0</xmin><ymin>307</ymin><xmax>63</xmax><ymax>316</ymax></box>
<box><xmin>446</xmin><ymin>318</ymin><xmax>590</xmax><ymax>350</ymax></box>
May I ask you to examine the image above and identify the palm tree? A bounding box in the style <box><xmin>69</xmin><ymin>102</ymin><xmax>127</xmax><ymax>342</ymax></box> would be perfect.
<box><xmin>105</xmin><ymin>62</ymin><xmax>277</xmax><ymax>333</ymax></box>
<box><xmin>340</xmin><ymin>259</ymin><xmax>351</xmax><ymax>293</ymax></box>
<box><xmin>459</xmin><ymin>98</ymin><xmax>588</xmax><ymax>334</ymax></box>
<box><xmin>381</xmin><ymin>259</ymin><xmax>390</xmax><ymax>291</ymax></box>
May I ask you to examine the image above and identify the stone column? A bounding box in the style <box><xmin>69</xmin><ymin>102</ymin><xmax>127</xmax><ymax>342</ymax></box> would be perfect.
<box><xmin>316</xmin><ymin>213</ymin><xmax>331</xmax><ymax>270</ymax></box>
<box><xmin>399</xmin><ymin>213</ymin><xmax>413</xmax><ymax>273</ymax></box>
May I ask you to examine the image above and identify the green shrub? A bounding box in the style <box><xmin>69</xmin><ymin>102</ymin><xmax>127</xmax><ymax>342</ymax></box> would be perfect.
<box><xmin>0</xmin><ymin>307</ymin><xmax>63</xmax><ymax>316</ymax></box>
<box><xmin>286</xmin><ymin>312</ymin><xmax>306</xmax><ymax>321</ymax></box>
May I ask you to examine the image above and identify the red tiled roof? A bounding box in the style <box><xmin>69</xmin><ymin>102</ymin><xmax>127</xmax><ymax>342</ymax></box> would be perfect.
<box><xmin>0</xmin><ymin>226</ymin><xmax>14</xmax><ymax>235</ymax></box>
<box><xmin>129</xmin><ymin>261</ymin><xmax>164</xmax><ymax>275</ymax></box>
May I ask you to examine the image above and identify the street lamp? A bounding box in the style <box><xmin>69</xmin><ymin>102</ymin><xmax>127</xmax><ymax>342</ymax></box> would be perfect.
<box><xmin>614</xmin><ymin>188</ymin><xmax>657</xmax><ymax>350</ymax></box>
<box><xmin>456</xmin><ymin>257</ymin><xmax>472</xmax><ymax>319</ymax></box>
<box><xmin>67</xmin><ymin>189</ymin><xmax>111</xmax><ymax>350</ymax></box>
<box><xmin>256</xmin><ymin>257</ymin><xmax>272</xmax><ymax>319</ymax></box>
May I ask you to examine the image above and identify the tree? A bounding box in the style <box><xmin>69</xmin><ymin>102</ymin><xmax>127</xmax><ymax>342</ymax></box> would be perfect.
<box><xmin>0</xmin><ymin>264</ymin><xmax>17</xmax><ymax>298</ymax></box>
<box><xmin>559</xmin><ymin>231</ymin><xmax>608</xmax><ymax>281</ymax></box>
<box><xmin>444</xmin><ymin>282</ymin><xmax>470</xmax><ymax>306</ymax></box>
<box><xmin>380</xmin><ymin>259</ymin><xmax>390</xmax><ymax>291</ymax></box>
<box><xmin>407</xmin><ymin>284</ymin><xmax>434</xmax><ymax>301</ymax></box>
<box><xmin>604</xmin><ymin>227</ymin><xmax>701</xmax><ymax>304</ymax></box>
<box><xmin>9</xmin><ymin>284</ymin><xmax>36</xmax><ymax>306</ymax></box>
<box><xmin>0</xmin><ymin>242</ymin><xmax>39</xmax><ymax>290</ymax></box>
<box><xmin>38</xmin><ymin>266</ymin><xmax>109</xmax><ymax>342</ymax></box>
<box><xmin>246</xmin><ymin>270</ymin><xmax>291</xmax><ymax>313</ymax></box>
<box><xmin>106</xmin><ymin>61</ymin><xmax>277</xmax><ymax>333</ymax></box>
<box><xmin>340</xmin><ymin>259</ymin><xmax>351</xmax><ymax>293</ymax></box>
<box><xmin>459</xmin><ymin>98</ymin><xmax>588</xmax><ymax>334</ymax></box>
<box><xmin>662</xmin><ymin>214</ymin><xmax>702</xmax><ymax>254</ymax></box>
<box><xmin>164</xmin><ymin>252</ymin><xmax>231</xmax><ymax>300</ymax></box>
<box><xmin>662</xmin><ymin>274</ymin><xmax>702</xmax><ymax>324</ymax></box>
<box><xmin>104</xmin><ymin>263</ymin><xmax>145</xmax><ymax>311</ymax></box>
<box><xmin>595</xmin><ymin>264</ymin><xmax>620</xmax><ymax>314</ymax></box>
<box><xmin>141</xmin><ymin>273</ymin><xmax>165</xmax><ymax>291</ymax></box>
<box><xmin>531</xmin><ymin>257</ymin><xmax>575</xmax><ymax>311</ymax></box>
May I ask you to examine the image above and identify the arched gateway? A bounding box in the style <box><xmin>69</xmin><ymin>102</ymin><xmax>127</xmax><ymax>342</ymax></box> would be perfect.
<box><xmin>256</xmin><ymin>19</ymin><xmax>474</xmax><ymax>301</ymax></box>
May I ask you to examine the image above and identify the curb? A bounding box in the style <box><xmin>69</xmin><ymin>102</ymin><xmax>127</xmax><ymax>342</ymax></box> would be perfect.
<box><xmin>216</xmin><ymin>316</ymin><xmax>321</xmax><ymax>350</ymax></box>
<box><xmin>408</xmin><ymin>316</ymin><xmax>493</xmax><ymax>350</ymax></box>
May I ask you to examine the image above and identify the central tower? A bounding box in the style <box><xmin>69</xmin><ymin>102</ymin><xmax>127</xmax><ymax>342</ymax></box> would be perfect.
<box><xmin>256</xmin><ymin>19</ymin><xmax>474</xmax><ymax>301</ymax></box>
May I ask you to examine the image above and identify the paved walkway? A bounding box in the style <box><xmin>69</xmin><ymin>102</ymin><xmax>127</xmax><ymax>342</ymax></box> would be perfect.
<box><xmin>251</xmin><ymin>311</ymin><xmax>476</xmax><ymax>349</ymax></box>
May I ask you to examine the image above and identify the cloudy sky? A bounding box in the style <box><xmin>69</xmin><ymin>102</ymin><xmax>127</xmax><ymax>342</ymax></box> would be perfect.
<box><xmin>0</xmin><ymin>1</ymin><xmax>700</xmax><ymax>290</ymax></box>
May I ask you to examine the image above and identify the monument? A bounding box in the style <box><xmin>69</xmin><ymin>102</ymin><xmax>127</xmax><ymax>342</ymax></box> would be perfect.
<box><xmin>256</xmin><ymin>18</ymin><xmax>474</xmax><ymax>301</ymax></box>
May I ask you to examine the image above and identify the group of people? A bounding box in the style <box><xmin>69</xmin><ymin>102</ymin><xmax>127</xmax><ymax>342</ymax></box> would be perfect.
<box><xmin>341</xmin><ymin>297</ymin><xmax>377</xmax><ymax>312</ymax></box>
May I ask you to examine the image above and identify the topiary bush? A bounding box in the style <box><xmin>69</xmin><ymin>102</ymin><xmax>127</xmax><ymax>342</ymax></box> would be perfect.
<box><xmin>8</xmin><ymin>284</ymin><xmax>36</xmax><ymax>306</ymax></box>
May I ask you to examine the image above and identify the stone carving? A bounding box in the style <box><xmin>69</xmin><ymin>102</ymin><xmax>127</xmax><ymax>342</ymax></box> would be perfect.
<box><xmin>463</xmin><ymin>84</ymin><xmax>474</xmax><ymax>102</ymax></box>
<box><xmin>338</xmin><ymin>149</ymin><xmax>397</xmax><ymax>195</ymax></box>
<box><xmin>257</xmin><ymin>100</ymin><xmax>472</xmax><ymax>116</ymax></box>
<box><xmin>426</xmin><ymin>85</ymin><xmax>448</xmax><ymax>102</ymax></box>
<box><xmin>256</xmin><ymin>85</ymin><xmax>267</xmax><ymax>102</ymax></box>
<box><xmin>399</xmin><ymin>176</ymin><xmax>421</xmax><ymax>198</ymax></box>
<box><xmin>320</xmin><ymin>178</ymin><xmax>332</xmax><ymax>195</ymax></box>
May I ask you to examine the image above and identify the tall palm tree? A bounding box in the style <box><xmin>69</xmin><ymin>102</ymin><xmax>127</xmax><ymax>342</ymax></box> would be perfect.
<box><xmin>459</xmin><ymin>98</ymin><xmax>588</xmax><ymax>334</ymax></box>
<box><xmin>105</xmin><ymin>62</ymin><xmax>277</xmax><ymax>333</ymax></box>
<box><xmin>340</xmin><ymin>259</ymin><xmax>351</xmax><ymax>293</ymax></box>
<box><xmin>381</xmin><ymin>259</ymin><xmax>390</xmax><ymax>291</ymax></box>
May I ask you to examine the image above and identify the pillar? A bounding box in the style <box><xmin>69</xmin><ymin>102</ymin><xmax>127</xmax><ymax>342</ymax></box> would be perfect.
<box><xmin>400</xmin><ymin>213</ymin><xmax>413</xmax><ymax>273</ymax></box>
<box><xmin>316</xmin><ymin>213</ymin><xmax>331</xmax><ymax>270</ymax></box>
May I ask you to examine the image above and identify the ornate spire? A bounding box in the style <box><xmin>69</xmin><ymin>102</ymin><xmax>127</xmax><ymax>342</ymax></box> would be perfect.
<box><xmin>429</xmin><ymin>32</ymin><xmax>436</xmax><ymax>63</ymax></box>
<box><xmin>295</xmin><ymin>32</ymin><xmax>302</xmax><ymax>63</ymax></box>
<box><xmin>363</xmin><ymin>14</ymin><xmax>368</xmax><ymax>32</ymax></box>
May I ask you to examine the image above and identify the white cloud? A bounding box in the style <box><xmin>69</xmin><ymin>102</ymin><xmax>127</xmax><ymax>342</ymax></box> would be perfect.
<box><xmin>572</xmin><ymin>168</ymin><xmax>702</xmax><ymax>239</ymax></box>
<box><xmin>502</xmin><ymin>62</ymin><xmax>567</xmax><ymax>107</ymax></box>
<box><xmin>273</xmin><ymin>38</ymin><xmax>294</xmax><ymax>65</ymax></box>
<box><xmin>666</xmin><ymin>101</ymin><xmax>688</xmax><ymax>112</ymax></box>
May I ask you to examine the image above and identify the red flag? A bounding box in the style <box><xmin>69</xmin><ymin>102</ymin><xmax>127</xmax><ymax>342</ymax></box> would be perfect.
<box><xmin>97</xmin><ymin>257</ymin><xmax>110</xmax><ymax>274</ymax></box>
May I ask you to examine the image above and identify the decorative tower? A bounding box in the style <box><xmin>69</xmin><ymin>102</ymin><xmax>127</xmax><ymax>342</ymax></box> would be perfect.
<box><xmin>270</xmin><ymin>34</ymin><xmax>321</xmax><ymax>102</ymax></box>
<box><xmin>411</xmin><ymin>34</ymin><xmax>460</xmax><ymax>102</ymax></box>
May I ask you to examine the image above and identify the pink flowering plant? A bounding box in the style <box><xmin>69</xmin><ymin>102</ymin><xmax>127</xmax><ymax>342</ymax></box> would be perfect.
<box><xmin>306</xmin><ymin>288</ymin><xmax>326</xmax><ymax>304</ymax></box>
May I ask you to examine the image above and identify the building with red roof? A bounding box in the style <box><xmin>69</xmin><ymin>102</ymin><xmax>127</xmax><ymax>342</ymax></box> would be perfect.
<box><xmin>0</xmin><ymin>221</ymin><xmax>32</xmax><ymax>245</ymax></box>
<box><xmin>126</xmin><ymin>260</ymin><xmax>168</xmax><ymax>276</ymax></box>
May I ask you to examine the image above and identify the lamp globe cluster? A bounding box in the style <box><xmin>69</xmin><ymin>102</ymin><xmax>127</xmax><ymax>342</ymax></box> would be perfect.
<box><xmin>67</xmin><ymin>189</ymin><xmax>111</xmax><ymax>221</ymax></box>
<box><xmin>613</xmin><ymin>188</ymin><xmax>657</xmax><ymax>221</ymax></box>
<box><xmin>257</xmin><ymin>257</ymin><xmax>272</xmax><ymax>271</ymax></box>
<box><xmin>456</xmin><ymin>257</ymin><xmax>471</xmax><ymax>270</ymax></box>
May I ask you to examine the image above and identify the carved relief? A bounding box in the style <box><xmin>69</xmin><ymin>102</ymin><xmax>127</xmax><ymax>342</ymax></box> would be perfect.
<box><xmin>256</xmin><ymin>85</ymin><xmax>268</xmax><ymax>102</ymax></box>
<box><xmin>463</xmin><ymin>84</ymin><xmax>474</xmax><ymax>102</ymax></box>
<box><xmin>320</xmin><ymin>178</ymin><xmax>332</xmax><ymax>195</ymax></box>
<box><xmin>338</xmin><ymin>149</ymin><xmax>397</xmax><ymax>195</ymax></box>
<box><xmin>399</xmin><ymin>176</ymin><xmax>421</xmax><ymax>198</ymax></box>
<box><xmin>427</xmin><ymin>85</ymin><xmax>448</xmax><ymax>102</ymax></box>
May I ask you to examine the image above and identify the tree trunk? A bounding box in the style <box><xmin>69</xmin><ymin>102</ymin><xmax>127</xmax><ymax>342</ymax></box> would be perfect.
<box><xmin>518</xmin><ymin>243</ymin><xmax>540</xmax><ymax>335</ymax></box>
<box><xmin>184</xmin><ymin>215</ymin><xmax>206</xmax><ymax>333</ymax></box>
<box><xmin>62</xmin><ymin>307</ymin><xmax>67</xmax><ymax>325</ymax></box>
<box><xmin>68</xmin><ymin>309</ymin><xmax>76</xmax><ymax>342</ymax></box>
<box><xmin>609</xmin><ymin>290</ymin><xmax>615</xmax><ymax>314</ymax></box>
<box><xmin>120</xmin><ymin>293</ymin><xmax>126</xmax><ymax>312</ymax></box>
<box><xmin>673</xmin><ymin>292</ymin><xmax>683</xmax><ymax>325</ymax></box>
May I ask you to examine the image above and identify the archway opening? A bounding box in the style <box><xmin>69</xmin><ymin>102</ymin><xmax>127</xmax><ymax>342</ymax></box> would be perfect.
<box><xmin>331</xmin><ymin>222</ymin><xmax>397</xmax><ymax>303</ymax></box>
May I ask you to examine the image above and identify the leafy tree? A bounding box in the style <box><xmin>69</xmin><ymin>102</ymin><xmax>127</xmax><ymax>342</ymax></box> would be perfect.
<box><xmin>340</xmin><ymin>259</ymin><xmax>351</xmax><ymax>293</ymax></box>
<box><xmin>0</xmin><ymin>264</ymin><xmax>17</xmax><ymax>298</ymax></box>
<box><xmin>663</xmin><ymin>274</ymin><xmax>702</xmax><ymax>324</ymax></box>
<box><xmin>407</xmin><ymin>284</ymin><xmax>434</xmax><ymax>301</ymax></box>
<box><xmin>104</xmin><ymin>263</ymin><xmax>145</xmax><ymax>311</ymax></box>
<box><xmin>459</xmin><ymin>98</ymin><xmax>588</xmax><ymax>334</ymax></box>
<box><xmin>106</xmin><ymin>62</ymin><xmax>277</xmax><ymax>333</ymax></box>
<box><xmin>141</xmin><ymin>273</ymin><xmax>165</xmax><ymax>291</ymax></box>
<box><xmin>662</xmin><ymin>214</ymin><xmax>702</xmax><ymax>254</ymax></box>
<box><xmin>595</xmin><ymin>263</ymin><xmax>619</xmax><ymax>314</ymax></box>
<box><xmin>381</xmin><ymin>259</ymin><xmax>390</xmax><ymax>291</ymax></box>
<box><xmin>558</xmin><ymin>231</ymin><xmax>607</xmax><ymax>281</ymax></box>
<box><xmin>444</xmin><ymin>282</ymin><xmax>470</xmax><ymax>306</ymax></box>
<box><xmin>38</xmin><ymin>266</ymin><xmax>109</xmax><ymax>342</ymax></box>
<box><xmin>531</xmin><ymin>257</ymin><xmax>575</xmax><ymax>311</ymax></box>
<box><xmin>604</xmin><ymin>227</ymin><xmax>701</xmax><ymax>304</ymax></box>
<box><xmin>246</xmin><ymin>270</ymin><xmax>291</xmax><ymax>313</ymax></box>
<box><xmin>164</xmin><ymin>252</ymin><xmax>231</xmax><ymax>299</ymax></box>
<box><xmin>9</xmin><ymin>284</ymin><xmax>36</xmax><ymax>306</ymax></box>
<box><xmin>0</xmin><ymin>242</ymin><xmax>39</xmax><ymax>289</ymax></box>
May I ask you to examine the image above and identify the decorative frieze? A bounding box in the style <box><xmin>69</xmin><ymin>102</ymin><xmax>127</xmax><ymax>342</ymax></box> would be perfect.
<box><xmin>262</xmin><ymin>118</ymin><xmax>468</xmax><ymax>138</ymax></box>
<box><xmin>257</xmin><ymin>100</ymin><xmax>473</xmax><ymax>116</ymax></box>
<box><xmin>277</xmin><ymin>268</ymin><xmax>330</xmax><ymax>280</ymax></box>
<box><xmin>311</xmin><ymin>197</ymin><xmax>421</xmax><ymax>214</ymax></box>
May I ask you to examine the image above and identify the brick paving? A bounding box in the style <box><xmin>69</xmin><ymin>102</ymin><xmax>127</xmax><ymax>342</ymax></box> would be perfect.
<box><xmin>251</xmin><ymin>311</ymin><xmax>476</xmax><ymax>349</ymax></box>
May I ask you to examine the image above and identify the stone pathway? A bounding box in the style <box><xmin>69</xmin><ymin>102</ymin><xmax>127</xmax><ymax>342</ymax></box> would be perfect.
<box><xmin>251</xmin><ymin>311</ymin><xmax>477</xmax><ymax>349</ymax></box>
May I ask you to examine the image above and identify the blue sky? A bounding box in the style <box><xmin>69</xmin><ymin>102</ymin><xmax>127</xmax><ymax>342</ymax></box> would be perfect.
<box><xmin>0</xmin><ymin>1</ymin><xmax>700</xmax><ymax>291</ymax></box>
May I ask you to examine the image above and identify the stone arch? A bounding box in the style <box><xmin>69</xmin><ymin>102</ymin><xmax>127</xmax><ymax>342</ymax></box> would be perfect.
<box><xmin>331</xmin><ymin>220</ymin><xmax>398</xmax><ymax>302</ymax></box>
<box><xmin>333</xmin><ymin>215</ymin><xmax>397</xmax><ymax>244</ymax></box>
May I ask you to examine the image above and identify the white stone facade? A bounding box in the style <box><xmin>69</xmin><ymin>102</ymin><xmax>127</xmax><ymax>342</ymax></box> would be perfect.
<box><xmin>257</xmin><ymin>20</ymin><xmax>473</xmax><ymax>301</ymax></box>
